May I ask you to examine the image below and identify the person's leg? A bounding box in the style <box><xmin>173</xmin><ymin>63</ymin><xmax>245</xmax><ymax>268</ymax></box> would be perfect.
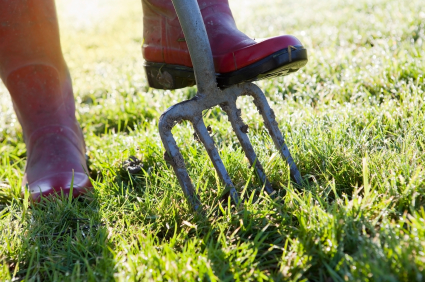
<box><xmin>142</xmin><ymin>0</ymin><xmax>308</xmax><ymax>89</ymax></box>
<box><xmin>0</xmin><ymin>0</ymin><xmax>92</xmax><ymax>201</ymax></box>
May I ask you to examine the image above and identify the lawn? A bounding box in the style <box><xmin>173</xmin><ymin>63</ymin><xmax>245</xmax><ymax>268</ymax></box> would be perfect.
<box><xmin>1</xmin><ymin>0</ymin><xmax>425</xmax><ymax>281</ymax></box>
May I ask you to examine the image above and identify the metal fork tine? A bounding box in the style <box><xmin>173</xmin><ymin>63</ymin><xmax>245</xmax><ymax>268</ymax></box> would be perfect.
<box><xmin>159</xmin><ymin>110</ymin><xmax>201</xmax><ymax>210</ymax></box>
<box><xmin>242</xmin><ymin>84</ymin><xmax>303</xmax><ymax>185</ymax></box>
<box><xmin>221</xmin><ymin>100</ymin><xmax>275</xmax><ymax>195</ymax></box>
<box><xmin>193</xmin><ymin>116</ymin><xmax>239</xmax><ymax>203</ymax></box>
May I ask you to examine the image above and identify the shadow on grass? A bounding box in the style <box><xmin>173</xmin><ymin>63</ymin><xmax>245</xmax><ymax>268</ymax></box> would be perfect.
<box><xmin>10</xmin><ymin>193</ymin><xmax>116</xmax><ymax>281</ymax></box>
<box><xmin>4</xmin><ymin>160</ymin><xmax>398</xmax><ymax>281</ymax></box>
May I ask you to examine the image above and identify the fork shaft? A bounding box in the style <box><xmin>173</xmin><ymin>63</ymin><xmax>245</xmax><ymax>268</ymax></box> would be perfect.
<box><xmin>171</xmin><ymin>0</ymin><xmax>217</xmax><ymax>92</ymax></box>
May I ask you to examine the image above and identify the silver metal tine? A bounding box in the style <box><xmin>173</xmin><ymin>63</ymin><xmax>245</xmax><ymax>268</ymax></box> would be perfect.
<box><xmin>193</xmin><ymin>116</ymin><xmax>239</xmax><ymax>204</ymax></box>
<box><xmin>158</xmin><ymin>105</ymin><xmax>201</xmax><ymax>210</ymax></box>
<box><xmin>242</xmin><ymin>84</ymin><xmax>303</xmax><ymax>185</ymax></box>
<box><xmin>221</xmin><ymin>100</ymin><xmax>275</xmax><ymax>195</ymax></box>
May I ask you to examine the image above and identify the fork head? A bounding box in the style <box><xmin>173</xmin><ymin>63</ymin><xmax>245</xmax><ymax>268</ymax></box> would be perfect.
<box><xmin>158</xmin><ymin>82</ymin><xmax>302</xmax><ymax>210</ymax></box>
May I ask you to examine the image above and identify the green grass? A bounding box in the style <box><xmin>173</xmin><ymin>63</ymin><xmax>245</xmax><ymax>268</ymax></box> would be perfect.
<box><xmin>1</xmin><ymin>0</ymin><xmax>425</xmax><ymax>280</ymax></box>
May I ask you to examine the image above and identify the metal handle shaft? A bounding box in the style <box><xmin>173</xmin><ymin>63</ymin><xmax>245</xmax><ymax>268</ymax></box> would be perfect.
<box><xmin>171</xmin><ymin>0</ymin><xmax>218</xmax><ymax>93</ymax></box>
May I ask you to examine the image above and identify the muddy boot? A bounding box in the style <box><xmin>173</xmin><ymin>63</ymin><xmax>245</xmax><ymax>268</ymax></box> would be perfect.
<box><xmin>142</xmin><ymin>0</ymin><xmax>308</xmax><ymax>89</ymax></box>
<box><xmin>0</xmin><ymin>0</ymin><xmax>92</xmax><ymax>201</ymax></box>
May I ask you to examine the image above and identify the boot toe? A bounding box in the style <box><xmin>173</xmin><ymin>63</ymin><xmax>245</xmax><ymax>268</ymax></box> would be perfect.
<box><xmin>215</xmin><ymin>35</ymin><xmax>304</xmax><ymax>73</ymax></box>
<box><xmin>21</xmin><ymin>125</ymin><xmax>93</xmax><ymax>202</ymax></box>
<box><xmin>25</xmin><ymin>172</ymin><xmax>93</xmax><ymax>202</ymax></box>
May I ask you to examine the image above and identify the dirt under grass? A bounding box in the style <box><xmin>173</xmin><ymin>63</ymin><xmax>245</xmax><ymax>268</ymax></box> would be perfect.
<box><xmin>1</xmin><ymin>0</ymin><xmax>425</xmax><ymax>281</ymax></box>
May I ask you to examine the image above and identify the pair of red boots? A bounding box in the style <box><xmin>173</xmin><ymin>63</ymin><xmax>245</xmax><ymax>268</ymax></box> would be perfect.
<box><xmin>0</xmin><ymin>0</ymin><xmax>307</xmax><ymax>202</ymax></box>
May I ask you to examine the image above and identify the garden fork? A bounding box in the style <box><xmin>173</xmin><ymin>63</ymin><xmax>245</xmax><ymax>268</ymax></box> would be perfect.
<box><xmin>159</xmin><ymin>0</ymin><xmax>303</xmax><ymax>210</ymax></box>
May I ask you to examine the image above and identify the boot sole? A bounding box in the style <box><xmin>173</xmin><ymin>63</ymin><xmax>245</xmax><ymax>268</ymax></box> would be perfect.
<box><xmin>143</xmin><ymin>46</ymin><xmax>308</xmax><ymax>90</ymax></box>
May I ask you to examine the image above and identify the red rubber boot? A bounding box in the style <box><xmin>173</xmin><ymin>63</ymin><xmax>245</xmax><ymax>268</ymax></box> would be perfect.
<box><xmin>0</xmin><ymin>0</ymin><xmax>92</xmax><ymax>202</ymax></box>
<box><xmin>142</xmin><ymin>0</ymin><xmax>308</xmax><ymax>89</ymax></box>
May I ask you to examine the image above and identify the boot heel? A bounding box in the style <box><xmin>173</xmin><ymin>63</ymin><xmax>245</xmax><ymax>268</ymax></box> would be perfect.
<box><xmin>143</xmin><ymin>62</ymin><xmax>196</xmax><ymax>90</ymax></box>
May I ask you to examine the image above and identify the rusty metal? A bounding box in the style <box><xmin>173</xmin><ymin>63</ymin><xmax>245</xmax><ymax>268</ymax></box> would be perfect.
<box><xmin>158</xmin><ymin>0</ymin><xmax>303</xmax><ymax>210</ymax></box>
